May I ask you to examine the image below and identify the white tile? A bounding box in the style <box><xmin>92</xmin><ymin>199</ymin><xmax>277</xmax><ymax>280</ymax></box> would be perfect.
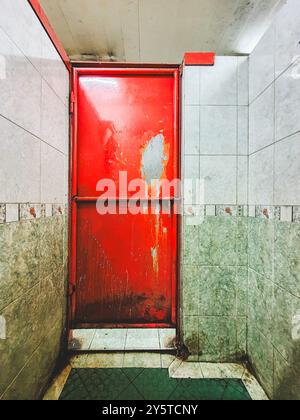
<box><xmin>184</xmin><ymin>156</ymin><xmax>200</xmax><ymax>205</ymax></box>
<box><xmin>0</xmin><ymin>116</ymin><xmax>40</xmax><ymax>203</ymax></box>
<box><xmin>200</xmin><ymin>106</ymin><xmax>237</xmax><ymax>155</ymax></box>
<box><xmin>5</xmin><ymin>204</ymin><xmax>19</xmax><ymax>223</ymax></box>
<box><xmin>161</xmin><ymin>354</ymin><xmax>176</xmax><ymax>368</ymax></box>
<box><xmin>45</xmin><ymin>204</ymin><xmax>53</xmax><ymax>217</ymax></box>
<box><xmin>200</xmin><ymin>56</ymin><xmax>238</xmax><ymax>105</ymax></box>
<box><xmin>249</xmin><ymin>85</ymin><xmax>275</xmax><ymax>154</ymax></box>
<box><xmin>200</xmin><ymin>363</ymin><xmax>245</xmax><ymax>379</ymax></box>
<box><xmin>274</xmin><ymin>133</ymin><xmax>300</xmax><ymax>205</ymax></box>
<box><xmin>242</xmin><ymin>371</ymin><xmax>269</xmax><ymax>400</ymax></box>
<box><xmin>90</xmin><ymin>329</ymin><xmax>127</xmax><ymax>351</ymax></box>
<box><xmin>200</xmin><ymin>156</ymin><xmax>237</xmax><ymax>205</ymax></box>
<box><xmin>238</xmin><ymin>156</ymin><xmax>248</xmax><ymax>205</ymax></box>
<box><xmin>275</xmin><ymin>59</ymin><xmax>300</xmax><ymax>141</ymax></box>
<box><xmin>0</xmin><ymin>27</ymin><xmax>41</xmax><ymax>137</ymax></box>
<box><xmin>41</xmin><ymin>30</ymin><xmax>69</xmax><ymax>106</ymax></box>
<box><xmin>184</xmin><ymin>106</ymin><xmax>200</xmax><ymax>154</ymax></box>
<box><xmin>69</xmin><ymin>354</ymin><xmax>88</xmax><ymax>368</ymax></box>
<box><xmin>0</xmin><ymin>204</ymin><xmax>5</xmax><ymax>223</ymax></box>
<box><xmin>123</xmin><ymin>352</ymin><xmax>161</xmax><ymax>368</ymax></box>
<box><xmin>125</xmin><ymin>329</ymin><xmax>160</xmax><ymax>350</ymax></box>
<box><xmin>20</xmin><ymin>203</ymin><xmax>41</xmax><ymax>220</ymax></box>
<box><xmin>68</xmin><ymin>329</ymin><xmax>96</xmax><ymax>351</ymax></box>
<box><xmin>70</xmin><ymin>353</ymin><xmax>127</xmax><ymax>370</ymax></box>
<box><xmin>249</xmin><ymin>146</ymin><xmax>274</xmax><ymax>205</ymax></box>
<box><xmin>0</xmin><ymin>0</ymin><xmax>42</xmax><ymax>72</ymax></box>
<box><xmin>280</xmin><ymin>206</ymin><xmax>293</xmax><ymax>222</ymax></box>
<box><xmin>171</xmin><ymin>362</ymin><xmax>203</xmax><ymax>379</ymax></box>
<box><xmin>249</xmin><ymin>23</ymin><xmax>275</xmax><ymax>102</ymax></box>
<box><xmin>43</xmin><ymin>365</ymin><xmax>72</xmax><ymax>400</ymax></box>
<box><xmin>168</xmin><ymin>358</ymin><xmax>183</xmax><ymax>377</ymax></box>
<box><xmin>41</xmin><ymin>80</ymin><xmax>68</xmax><ymax>154</ymax></box>
<box><xmin>275</xmin><ymin>0</ymin><xmax>300</xmax><ymax>77</ymax></box>
<box><xmin>184</xmin><ymin>66</ymin><xmax>200</xmax><ymax>105</ymax></box>
<box><xmin>205</xmin><ymin>205</ymin><xmax>216</xmax><ymax>216</ymax></box>
<box><xmin>41</xmin><ymin>143</ymin><xmax>66</xmax><ymax>204</ymax></box>
<box><xmin>249</xmin><ymin>205</ymin><xmax>256</xmax><ymax>217</ymax></box>
<box><xmin>184</xmin><ymin>156</ymin><xmax>199</xmax><ymax>178</ymax></box>
<box><xmin>158</xmin><ymin>329</ymin><xmax>176</xmax><ymax>350</ymax></box>
<box><xmin>238</xmin><ymin>56</ymin><xmax>249</xmax><ymax>106</ymax></box>
<box><xmin>238</xmin><ymin>106</ymin><xmax>249</xmax><ymax>155</ymax></box>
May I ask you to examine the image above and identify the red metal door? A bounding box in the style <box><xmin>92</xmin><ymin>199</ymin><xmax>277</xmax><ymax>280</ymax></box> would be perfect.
<box><xmin>70</xmin><ymin>67</ymin><xmax>179</xmax><ymax>328</ymax></box>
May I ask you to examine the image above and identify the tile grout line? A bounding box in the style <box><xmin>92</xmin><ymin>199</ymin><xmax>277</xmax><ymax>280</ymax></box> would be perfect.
<box><xmin>249</xmin><ymin>55</ymin><xmax>300</xmax><ymax>106</ymax></box>
<box><xmin>249</xmin><ymin>128</ymin><xmax>300</xmax><ymax>157</ymax></box>
<box><xmin>0</xmin><ymin>112</ymin><xmax>67</xmax><ymax>156</ymax></box>
<box><xmin>88</xmin><ymin>330</ymin><xmax>97</xmax><ymax>351</ymax></box>
<box><xmin>0</xmin><ymin>18</ymin><xmax>68</xmax><ymax>109</ymax></box>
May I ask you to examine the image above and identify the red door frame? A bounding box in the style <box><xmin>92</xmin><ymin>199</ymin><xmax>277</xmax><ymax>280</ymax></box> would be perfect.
<box><xmin>69</xmin><ymin>65</ymin><xmax>181</xmax><ymax>329</ymax></box>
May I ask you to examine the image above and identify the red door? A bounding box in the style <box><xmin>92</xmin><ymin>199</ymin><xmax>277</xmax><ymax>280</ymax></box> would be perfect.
<box><xmin>70</xmin><ymin>67</ymin><xmax>179</xmax><ymax>328</ymax></box>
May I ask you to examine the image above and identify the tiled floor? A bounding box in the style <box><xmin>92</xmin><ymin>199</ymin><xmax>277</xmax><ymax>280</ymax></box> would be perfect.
<box><xmin>59</xmin><ymin>368</ymin><xmax>252</xmax><ymax>401</ymax></box>
<box><xmin>68</xmin><ymin>329</ymin><xmax>176</xmax><ymax>351</ymax></box>
<box><xmin>44</xmin><ymin>354</ymin><xmax>269</xmax><ymax>401</ymax></box>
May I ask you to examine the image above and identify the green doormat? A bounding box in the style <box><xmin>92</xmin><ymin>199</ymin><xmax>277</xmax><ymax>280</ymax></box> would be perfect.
<box><xmin>59</xmin><ymin>368</ymin><xmax>252</xmax><ymax>400</ymax></box>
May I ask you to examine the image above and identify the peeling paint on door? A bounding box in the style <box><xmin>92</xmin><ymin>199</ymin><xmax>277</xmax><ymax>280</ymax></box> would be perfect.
<box><xmin>141</xmin><ymin>134</ymin><xmax>168</xmax><ymax>185</ymax></box>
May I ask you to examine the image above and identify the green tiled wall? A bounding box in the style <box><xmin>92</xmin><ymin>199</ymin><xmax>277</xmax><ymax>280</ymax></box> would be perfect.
<box><xmin>0</xmin><ymin>216</ymin><xmax>68</xmax><ymax>400</ymax></box>
<box><xmin>182</xmin><ymin>216</ymin><xmax>248</xmax><ymax>363</ymax></box>
<box><xmin>248</xmin><ymin>218</ymin><xmax>300</xmax><ymax>400</ymax></box>
<box><xmin>182</xmin><ymin>215</ymin><xmax>300</xmax><ymax>400</ymax></box>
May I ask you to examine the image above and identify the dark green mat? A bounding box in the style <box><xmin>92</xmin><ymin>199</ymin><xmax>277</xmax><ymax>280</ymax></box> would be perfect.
<box><xmin>59</xmin><ymin>368</ymin><xmax>252</xmax><ymax>401</ymax></box>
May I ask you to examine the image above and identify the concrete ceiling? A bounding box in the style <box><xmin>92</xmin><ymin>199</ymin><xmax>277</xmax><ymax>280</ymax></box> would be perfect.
<box><xmin>40</xmin><ymin>0</ymin><xmax>285</xmax><ymax>63</ymax></box>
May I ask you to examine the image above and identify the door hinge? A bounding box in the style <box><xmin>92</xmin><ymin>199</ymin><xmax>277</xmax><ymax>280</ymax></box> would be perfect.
<box><xmin>70</xmin><ymin>91</ymin><xmax>75</xmax><ymax>115</ymax></box>
<box><xmin>68</xmin><ymin>284</ymin><xmax>76</xmax><ymax>296</ymax></box>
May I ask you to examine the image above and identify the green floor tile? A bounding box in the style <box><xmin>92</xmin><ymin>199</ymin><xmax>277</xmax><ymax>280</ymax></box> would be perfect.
<box><xmin>168</xmin><ymin>379</ymin><xmax>227</xmax><ymax>401</ymax></box>
<box><xmin>222</xmin><ymin>379</ymin><xmax>252</xmax><ymax>401</ymax></box>
<box><xmin>60</xmin><ymin>368</ymin><xmax>252</xmax><ymax>401</ymax></box>
<box><xmin>122</xmin><ymin>368</ymin><xmax>145</xmax><ymax>382</ymax></box>
<box><xmin>59</xmin><ymin>370</ymin><xmax>91</xmax><ymax>401</ymax></box>
<box><xmin>131</xmin><ymin>369</ymin><xmax>178</xmax><ymax>400</ymax></box>
<box><xmin>115</xmin><ymin>384</ymin><xmax>145</xmax><ymax>400</ymax></box>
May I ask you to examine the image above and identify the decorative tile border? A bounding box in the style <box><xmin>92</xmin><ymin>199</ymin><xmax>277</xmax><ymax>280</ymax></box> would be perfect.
<box><xmin>293</xmin><ymin>206</ymin><xmax>300</xmax><ymax>223</ymax></box>
<box><xmin>0</xmin><ymin>203</ymin><xmax>67</xmax><ymax>224</ymax></box>
<box><xmin>184</xmin><ymin>205</ymin><xmax>300</xmax><ymax>223</ymax></box>
<box><xmin>255</xmin><ymin>205</ymin><xmax>281</xmax><ymax>220</ymax></box>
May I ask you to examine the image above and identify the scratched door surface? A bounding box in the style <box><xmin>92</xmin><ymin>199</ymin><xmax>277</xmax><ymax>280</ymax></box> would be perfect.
<box><xmin>72</xmin><ymin>68</ymin><xmax>179</xmax><ymax>327</ymax></box>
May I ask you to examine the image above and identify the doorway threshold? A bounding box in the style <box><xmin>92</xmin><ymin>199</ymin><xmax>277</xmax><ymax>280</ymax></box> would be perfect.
<box><xmin>68</xmin><ymin>328</ymin><xmax>176</xmax><ymax>352</ymax></box>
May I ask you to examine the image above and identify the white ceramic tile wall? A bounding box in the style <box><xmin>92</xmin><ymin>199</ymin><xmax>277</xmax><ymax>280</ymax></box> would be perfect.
<box><xmin>0</xmin><ymin>0</ymin><xmax>43</xmax><ymax>72</ymax></box>
<box><xmin>200</xmin><ymin>56</ymin><xmax>238</xmax><ymax>105</ymax></box>
<box><xmin>0</xmin><ymin>27</ymin><xmax>42</xmax><ymax>137</ymax></box>
<box><xmin>275</xmin><ymin>59</ymin><xmax>300</xmax><ymax>142</ymax></box>
<box><xmin>0</xmin><ymin>0</ymin><xmax>69</xmax><ymax>207</ymax></box>
<box><xmin>41</xmin><ymin>142</ymin><xmax>66</xmax><ymax>204</ymax></box>
<box><xmin>249</xmin><ymin>85</ymin><xmax>275</xmax><ymax>154</ymax></box>
<box><xmin>238</xmin><ymin>107</ymin><xmax>249</xmax><ymax>156</ymax></box>
<box><xmin>0</xmin><ymin>115</ymin><xmax>40</xmax><ymax>203</ymax></box>
<box><xmin>200</xmin><ymin>155</ymin><xmax>237</xmax><ymax>204</ymax></box>
<box><xmin>237</xmin><ymin>57</ymin><xmax>249</xmax><ymax>106</ymax></box>
<box><xmin>249</xmin><ymin>0</ymin><xmax>300</xmax><ymax>206</ymax></box>
<box><xmin>249</xmin><ymin>146</ymin><xmax>274</xmax><ymax>205</ymax></box>
<box><xmin>184</xmin><ymin>105</ymin><xmax>200</xmax><ymax>155</ymax></box>
<box><xmin>183</xmin><ymin>56</ymin><xmax>249</xmax><ymax>205</ymax></box>
<box><xmin>184</xmin><ymin>66</ymin><xmax>200</xmax><ymax>105</ymax></box>
<box><xmin>200</xmin><ymin>106</ymin><xmax>237</xmax><ymax>155</ymax></box>
<box><xmin>275</xmin><ymin>0</ymin><xmax>300</xmax><ymax>78</ymax></box>
<box><xmin>274</xmin><ymin>133</ymin><xmax>300</xmax><ymax>205</ymax></box>
<box><xmin>249</xmin><ymin>23</ymin><xmax>275</xmax><ymax>103</ymax></box>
